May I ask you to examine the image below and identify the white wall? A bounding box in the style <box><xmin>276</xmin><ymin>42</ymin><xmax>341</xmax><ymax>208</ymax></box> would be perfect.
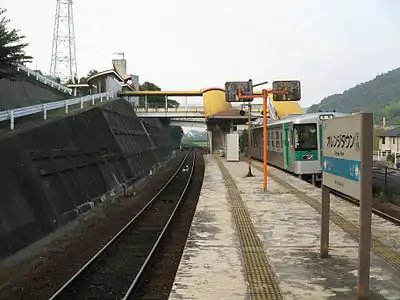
<box><xmin>378</xmin><ymin>136</ymin><xmax>400</xmax><ymax>153</ymax></box>
<box><xmin>106</xmin><ymin>76</ymin><xmax>123</xmax><ymax>95</ymax></box>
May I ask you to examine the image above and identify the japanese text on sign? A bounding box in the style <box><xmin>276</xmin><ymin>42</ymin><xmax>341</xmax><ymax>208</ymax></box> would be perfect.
<box><xmin>322</xmin><ymin>114</ymin><xmax>365</xmax><ymax>200</ymax></box>
<box><xmin>325</xmin><ymin>133</ymin><xmax>360</xmax><ymax>151</ymax></box>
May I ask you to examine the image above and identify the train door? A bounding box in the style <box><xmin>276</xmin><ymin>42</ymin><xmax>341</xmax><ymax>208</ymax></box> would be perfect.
<box><xmin>283</xmin><ymin>123</ymin><xmax>290</xmax><ymax>169</ymax></box>
<box><xmin>289</xmin><ymin>124</ymin><xmax>295</xmax><ymax>171</ymax></box>
<box><xmin>319</xmin><ymin>123</ymin><xmax>323</xmax><ymax>169</ymax></box>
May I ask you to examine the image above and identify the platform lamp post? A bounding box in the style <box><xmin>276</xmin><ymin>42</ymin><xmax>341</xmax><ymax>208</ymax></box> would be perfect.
<box><xmin>246</xmin><ymin>79</ymin><xmax>254</xmax><ymax>177</ymax></box>
<box><xmin>245</xmin><ymin>80</ymin><xmax>270</xmax><ymax>178</ymax></box>
<box><xmin>245</xmin><ymin>80</ymin><xmax>270</xmax><ymax>177</ymax></box>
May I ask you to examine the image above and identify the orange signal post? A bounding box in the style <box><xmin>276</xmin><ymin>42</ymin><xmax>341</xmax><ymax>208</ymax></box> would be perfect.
<box><xmin>237</xmin><ymin>88</ymin><xmax>288</xmax><ymax>191</ymax></box>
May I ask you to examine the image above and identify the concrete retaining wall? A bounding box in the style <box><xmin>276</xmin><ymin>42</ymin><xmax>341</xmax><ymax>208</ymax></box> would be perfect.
<box><xmin>0</xmin><ymin>99</ymin><xmax>174</xmax><ymax>258</ymax></box>
<box><xmin>0</xmin><ymin>70</ymin><xmax>71</xmax><ymax>110</ymax></box>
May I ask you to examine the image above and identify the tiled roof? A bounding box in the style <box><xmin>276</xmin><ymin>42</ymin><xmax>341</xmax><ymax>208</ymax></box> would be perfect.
<box><xmin>377</xmin><ymin>127</ymin><xmax>400</xmax><ymax>137</ymax></box>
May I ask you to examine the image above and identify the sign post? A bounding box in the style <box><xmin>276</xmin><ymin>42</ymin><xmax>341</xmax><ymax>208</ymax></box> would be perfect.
<box><xmin>321</xmin><ymin>113</ymin><xmax>373</xmax><ymax>299</ymax></box>
<box><xmin>225</xmin><ymin>80</ymin><xmax>301</xmax><ymax>191</ymax></box>
<box><xmin>263</xmin><ymin>90</ymin><xmax>268</xmax><ymax>190</ymax></box>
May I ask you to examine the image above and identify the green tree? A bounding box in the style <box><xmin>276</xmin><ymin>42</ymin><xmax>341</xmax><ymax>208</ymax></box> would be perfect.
<box><xmin>169</xmin><ymin>126</ymin><xmax>184</xmax><ymax>147</ymax></box>
<box><xmin>65</xmin><ymin>77</ymin><xmax>78</xmax><ymax>85</ymax></box>
<box><xmin>382</xmin><ymin>102</ymin><xmax>400</xmax><ymax>125</ymax></box>
<box><xmin>78</xmin><ymin>69</ymin><xmax>98</xmax><ymax>84</ymax></box>
<box><xmin>139</xmin><ymin>81</ymin><xmax>179</xmax><ymax>108</ymax></box>
<box><xmin>307</xmin><ymin>67</ymin><xmax>400</xmax><ymax>124</ymax></box>
<box><xmin>0</xmin><ymin>8</ymin><xmax>32</xmax><ymax>80</ymax></box>
<box><xmin>87</xmin><ymin>69</ymin><xmax>98</xmax><ymax>78</ymax></box>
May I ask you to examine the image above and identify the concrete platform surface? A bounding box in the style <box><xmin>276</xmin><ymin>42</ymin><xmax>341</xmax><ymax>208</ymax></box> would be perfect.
<box><xmin>169</xmin><ymin>155</ymin><xmax>248</xmax><ymax>300</ymax></box>
<box><xmin>170</xmin><ymin>156</ymin><xmax>400</xmax><ymax>300</ymax></box>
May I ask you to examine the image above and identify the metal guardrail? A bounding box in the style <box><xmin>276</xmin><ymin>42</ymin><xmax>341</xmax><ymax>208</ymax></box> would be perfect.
<box><xmin>0</xmin><ymin>91</ymin><xmax>114</xmax><ymax>130</ymax></box>
<box><xmin>16</xmin><ymin>64</ymin><xmax>73</xmax><ymax>95</ymax></box>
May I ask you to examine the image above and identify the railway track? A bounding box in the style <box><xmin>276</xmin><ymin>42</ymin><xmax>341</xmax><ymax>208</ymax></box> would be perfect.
<box><xmin>48</xmin><ymin>149</ymin><xmax>196</xmax><ymax>300</ymax></box>
<box><xmin>328</xmin><ymin>189</ymin><xmax>400</xmax><ymax>226</ymax></box>
<box><xmin>301</xmin><ymin>173</ymin><xmax>400</xmax><ymax>226</ymax></box>
<box><xmin>246</xmin><ymin>156</ymin><xmax>400</xmax><ymax>226</ymax></box>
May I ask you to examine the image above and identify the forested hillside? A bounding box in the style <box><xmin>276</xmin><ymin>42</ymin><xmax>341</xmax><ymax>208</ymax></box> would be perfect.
<box><xmin>307</xmin><ymin>67</ymin><xmax>400</xmax><ymax>124</ymax></box>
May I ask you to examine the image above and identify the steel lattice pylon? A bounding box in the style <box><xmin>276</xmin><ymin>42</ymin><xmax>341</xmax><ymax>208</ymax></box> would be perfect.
<box><xmin>50</xmin><ymin>0</ymin><xmax>77</xmax><ymax>82</ymax></box>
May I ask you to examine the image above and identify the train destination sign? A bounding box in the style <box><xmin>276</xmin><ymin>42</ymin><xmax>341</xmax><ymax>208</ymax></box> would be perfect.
<box><xmin>225</xmin><ymin>81</ymin><xmax>253</xmax><ymax>102</ymax></box>
<box><xmin>322</xmin><ymin>114</ymin><xmax>371</xmax><ymax>200</ymax></box>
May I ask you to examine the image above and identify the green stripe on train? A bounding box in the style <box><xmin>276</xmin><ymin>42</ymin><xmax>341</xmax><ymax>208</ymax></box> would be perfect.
<box><xmin>294</xmin><ymin>150</ymin><xmax>319</xmax><ymax>161</ymax></box>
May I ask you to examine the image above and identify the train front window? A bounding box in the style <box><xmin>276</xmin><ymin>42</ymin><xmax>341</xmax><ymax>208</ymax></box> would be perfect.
<box><xmin>293</xmin><ymin>124</ymin><xmax>317</xmax><ymax>150</ymax></box>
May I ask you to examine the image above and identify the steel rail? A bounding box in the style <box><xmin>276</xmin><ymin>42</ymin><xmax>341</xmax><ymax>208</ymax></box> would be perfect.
<box><xmin>247</xmin><ymin>156</ymin><xmax>400</xmax><ymax>226</ymax></box>
<box><xmin>48</xmin><ymin>149</ymin><xmax>194</xmax><ymax>300</ymax></box>
<box><xmin>123</xmin><ymin>149</ymin><xmax>196</xmax><ymax>299</ymax></box>
<box><xmin>330</xmin><ymin>189</ymin><xmax>400</xmax><ymax>226</ymax></box>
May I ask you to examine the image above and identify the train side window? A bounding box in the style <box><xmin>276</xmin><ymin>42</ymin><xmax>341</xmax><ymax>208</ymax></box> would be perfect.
<box><xmin>271</xmin><ymin>130</ymin><xmax>276</xmax><ymax>148</ymax></box>
<box><xmin>275</xmin><ymin>131</ymin><xmax>280</xmax><ymax>148</ymax></box>
<box><xmin>268</xmin><ymin>131</ymin><xmax>272</xmax><ymax>147</ymax></box>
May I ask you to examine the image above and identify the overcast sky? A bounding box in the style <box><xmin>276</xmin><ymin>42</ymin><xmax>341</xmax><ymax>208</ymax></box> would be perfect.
<box><xmin>3</xmin><ymin>0</ymin><xmax>400</xmax><ymax>107</ymax></box>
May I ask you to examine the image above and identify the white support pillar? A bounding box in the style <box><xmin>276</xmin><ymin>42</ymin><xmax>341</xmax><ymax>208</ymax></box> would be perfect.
<box><xmin>10</xmin><ymin>110</ymin><xmax>14</xmax><ymax>130</ymax></box>
<box><xmin>185</xmin><ymin>95</ymin><xmax>188</xmax><ymax>112</ymax></box>
<box><xmin>43</xmin><ymin>104</ymin><xmax>47</xmax><ymax>120</ymax></box>
<box><xmin>208</xmin><ymin>130</ymin><xmax>213</xmax><ymax>154</ymax></box>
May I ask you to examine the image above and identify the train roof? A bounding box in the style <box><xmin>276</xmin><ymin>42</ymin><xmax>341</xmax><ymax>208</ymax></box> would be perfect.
<box><xmin>253</xmin><ymin>112</ymin><xmax>349</xmax><ymax>128</ymax></box>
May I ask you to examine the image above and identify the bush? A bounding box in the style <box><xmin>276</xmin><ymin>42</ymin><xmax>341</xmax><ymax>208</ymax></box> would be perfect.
<box><xmin>386</xmin><ymin>153</ymin><xmax>395</xmax><ymax>164</ymax></box>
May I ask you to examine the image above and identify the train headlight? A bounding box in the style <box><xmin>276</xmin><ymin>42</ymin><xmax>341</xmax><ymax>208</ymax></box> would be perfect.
<box><xmin>302</xmin><ymin>155</ymin><xmax>314</xmax><ymax>160</ymax></box>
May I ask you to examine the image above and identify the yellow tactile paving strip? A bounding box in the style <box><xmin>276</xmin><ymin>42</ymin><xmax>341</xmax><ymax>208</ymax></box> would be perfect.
<box><xmin>215</xmin><ymin>157</ymin><xmax>283</xmax><ymax>300</ymax></box>
<box><xmin>251</xmin><ymin>162</ymin><xmax>400</xmax><ymax>272</ymax></box>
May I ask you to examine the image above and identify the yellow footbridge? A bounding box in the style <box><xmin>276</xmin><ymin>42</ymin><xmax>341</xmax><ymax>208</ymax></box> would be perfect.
<box><xmin>119</xmin><ymin>87</ymin><xmax>303</xmax><ymax>119</ymax></box>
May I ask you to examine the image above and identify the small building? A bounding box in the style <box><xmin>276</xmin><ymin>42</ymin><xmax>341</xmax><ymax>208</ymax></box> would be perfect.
<box><xmin>87</xmin><ymin>69</ymin><xmax>132</xmax><ymax>93</ymax></box>
<box><xmin>67</xmin><ymin>83</ymin><xmax>93</xmax><ymax>97</ymax></box>
<box><xmin>377</xmin><ymin>127</ymin><xmax>400</xmax><ymax>154</ymax></box>
<box><xmin>66</xmin><ymin>58</ymin><xmax>140</xmax><ymax>105</ymax></box>
<box><xmin>87</xmin><ymin>58</ymin><xmax>139</xmax><ymax>106</ymax></box>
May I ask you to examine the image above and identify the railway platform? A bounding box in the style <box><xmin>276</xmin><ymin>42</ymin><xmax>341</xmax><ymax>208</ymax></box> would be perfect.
<box><xmin>169</xmin><ymin>155</ymin><xmax>400</xmax><ymax>300</ymax></box>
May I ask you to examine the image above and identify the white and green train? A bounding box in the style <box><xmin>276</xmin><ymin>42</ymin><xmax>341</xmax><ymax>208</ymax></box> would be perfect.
<box><xmin>250</xmin><ymin>112</ymin><xmax>348</xmax><ymax>184</ymax></box>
